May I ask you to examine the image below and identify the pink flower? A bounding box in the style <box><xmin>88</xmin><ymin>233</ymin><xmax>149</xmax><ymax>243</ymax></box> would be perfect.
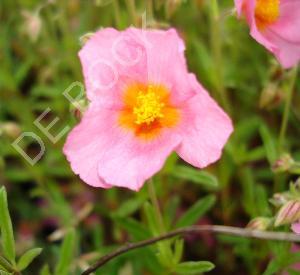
<box><xmin>235</xmin><ymin>0</ymin><xmax>300</xmax><ymax>68</ymax></box>
<box><xmin>63</xmin><ymin>28</ymin><xmax>233</xmax><ymax>191</ymax></box>
<box><xmin>292</xmin><ymin>222</ymin><xmax>300</xmax><ymax>234</ymax></box>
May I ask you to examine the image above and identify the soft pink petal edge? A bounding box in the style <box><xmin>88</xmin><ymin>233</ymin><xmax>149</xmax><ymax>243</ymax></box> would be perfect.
<box><xmin>64</xmin><ymin>101</ymin><xmax>182</xmax><ymax>191</ymax></box>
<box><xmin>63</xmin><ymin>104</ymin><xmax>112</xmax><ymax>188</ymax></box>
<box><xmin>175</xmin><ymin>74</ymin><xmax>233</xmax><ymax>168</ymax></box>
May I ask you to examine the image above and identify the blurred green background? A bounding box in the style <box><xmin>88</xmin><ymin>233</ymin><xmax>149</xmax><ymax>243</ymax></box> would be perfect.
<box><xmin>1</xmin><ymin>0</ymin><xmax>300</xmax><ymax>274</ymax></box>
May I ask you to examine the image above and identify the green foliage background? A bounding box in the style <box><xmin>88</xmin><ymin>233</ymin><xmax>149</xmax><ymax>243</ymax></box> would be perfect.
<box><xmin>0</xmin><ymin>0</ymin><xmax>300</xmax><ymax>274</ymax></box>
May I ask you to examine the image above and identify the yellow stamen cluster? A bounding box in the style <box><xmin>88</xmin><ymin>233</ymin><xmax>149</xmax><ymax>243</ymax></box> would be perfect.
<box><xmin>133</xmin><ymin>85</ymin><xmax>164</xmax><ymax>125</ymax></box>
<box><xmin>255</xmin><ymin>0</ymin><xmax>280</xmax><ymax>26</ymax></box>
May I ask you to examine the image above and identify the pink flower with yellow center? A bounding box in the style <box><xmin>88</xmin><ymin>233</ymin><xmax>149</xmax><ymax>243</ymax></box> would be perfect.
<box><xmin>235</xmin><ymin>0</ymin><xmax>300</xmax><ymax>68</ymax></box>
<box><xmin>63</xmin><ymin>28</ymin><xmax>233</xmax><ymax>191</ymax></box>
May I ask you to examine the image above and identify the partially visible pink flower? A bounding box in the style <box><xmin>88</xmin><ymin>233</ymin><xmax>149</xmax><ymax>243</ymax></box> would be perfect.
<box><xmin>235</xmin><ymin>0</ymin><xmax>300</xmax><ymax>68</ymax></box>
<box><xmin>292</xmin><ymin>221</ymin><xmax>300</xmax><ymax>234</ymax></box>
<box><xmin>63</xmin><ymin>28</ymin><xmax>233</xmax><ymax>191</ymax></box>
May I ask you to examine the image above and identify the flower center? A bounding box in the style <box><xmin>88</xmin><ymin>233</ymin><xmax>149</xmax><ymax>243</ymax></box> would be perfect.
<box><xmin>133</xmin><ymin>85</ymin><xmax>164</xmax><ymax>125</ymax></box>
<box><xmin>255</xmin><ymin>0</ymin><xmax>280</xmax><ymax>27</ymax></box>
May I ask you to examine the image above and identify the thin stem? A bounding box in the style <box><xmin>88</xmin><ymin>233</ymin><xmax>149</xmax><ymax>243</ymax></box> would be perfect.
<box><xmin>209</xmin><ymin>0</ymin><xmax>231</xmax><ymax>113</ymax></box>
<box><xmin>81</xmin><ymin>225</ymin><xmax>300</xmax><ymax>275</ymax></box>
<box><xmin>147</xmin><ymin>178</ymin><xmax>165</xmax><ymax>233</ymax></box>
<box><xmin>125</xmin><ymin>0</ymin><xmax>138</xmax><ymax>27</ymax></box>
<box><xmin>112</xmin><ymin>0</ymin><xmax>122</xmax><ymax>28</ymax></box>
<box><xmin>146</xmin><ymin>0</ymin><xmax>153</xmax><ymax>21</ymax></box>
<box><xmin>278</xmin><ymin>66</ymin><xmax>298</xmax><ymax>152</ymax></box>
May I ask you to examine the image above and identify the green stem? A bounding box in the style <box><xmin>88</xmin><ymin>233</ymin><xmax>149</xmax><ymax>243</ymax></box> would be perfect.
<box><xmin>278</xmin><ymin>66</ymin><xmax>298</xmax><ymax>152</ymax></box>
<box><xmin>209</xmin><ymin>0</ymin><xmax>231</xmax><ymax>113</ymax></box>
<box><xmin>146</xmin><ymin>0</ymin><xmax>153</xmax><ymax>21</ymax></box>
<box><xmin>82</xmin><ymin>225</ymin><xmax>300</xmax><ymax>275</ymax></box>
<box><xmin>112</xmin><ymin>0</ymin><xmax>122</xmax><ymax>28</ymax></box>
<box><xmin>147</xmin><ymin>178</ymin><xmax>165</xmax><ymax>233</ymax></box>
<box><xmin>125</xmin><ymin>0</ymin><xmax>138</xmax><ymax>26</ymax></box>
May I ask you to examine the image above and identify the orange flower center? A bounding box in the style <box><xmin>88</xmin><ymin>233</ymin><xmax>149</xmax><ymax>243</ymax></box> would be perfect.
<box><xmin>119</xmin><ymin>83</ymin><xmax>180</xmax><ymax>140</ymax></box>
<box><xmin>255</xmin><ymin>0</ymin><xmax>280</xmax><ymax>29</ymax></box>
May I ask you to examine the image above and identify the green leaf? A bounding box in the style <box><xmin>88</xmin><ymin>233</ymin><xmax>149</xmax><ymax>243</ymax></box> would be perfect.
<box><xmin>143</xmin><ymin>202</ymin><xmax>160</xmax><ymax>235</ymax></box>
<box><xmin>115</xmin><ymin>217</ymin><xmax>151</xmax><ymax>240</ymax></box>
<box><xmin>0</xmin><ymin>256</ymin><xmax>12</xmax><ymax>272</ymax></box>
<box><xmin>17</xmin><ymin>248</ymin><xmax>42</xmax><ymax>271</ymax></box>
<box><xmin>54</xmin><ymin>229</ymin><xmax>76</xmax><ymax>275</ymax></box>
<box><xmin>175</xmin><ymin>261</ymin><xmax>215</xmax><ymax>274</ymax></box>
<box><xmin>262</xmin><ymin>259</ymin><xmax>280</xmax><ymax>275</ymax></box>
<box><xmin>0</xmin><ymin>270</ymin><xmax>12</xmax><ymax>275</ymax></box>
<box><xmin>175</xmin><ymin>195</ymin><xmax>216</xmax><ymax>228</ymax></box>
<box><xmin>259</xmin><ymin>123</ymin><xmax>277</xmax><ymax>164</ymax></box>
<box><xmin>171</xmin><ymin>165</ymin><xmax>219</xmax><ymax>189</ymax></box>
<box><xmin>40</xmin><ymin>264</ymin><xmax>51</xmax><ymax>275</ymax></box>
<box><xmin>111</xmin><ymin>196</ymin><xmax>146</xmax><ymax>218</ymax></box>
<box><xmin>0</xmin><ymin>187</ymin><xmax>15</xmax><ymax>264</ymax></box>
<box><xmin>173</xmin><ymin>239</ymin><xmax>184</xmax><ymax>265</ymax></box>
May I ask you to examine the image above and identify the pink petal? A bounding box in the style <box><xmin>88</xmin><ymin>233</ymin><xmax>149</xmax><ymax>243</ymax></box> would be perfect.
<box><xmin>264</xmin><ymin>0</ymin><xmax>300</xmax><ymax>68</ymax></box>
<box><xmin>64</xmin><ymin>102</ymin><xmax>182</xmax><ymax>191</ymax></box>
<box><xmin>79</xmin><ymin>28</ymin><xmax>195</xmax><ymax>105</ymax></box>
<box><xmin>176</xmin><ymin>74</ymin><xmax>233</xmax><ymax>168</ymax></box>
<box><xmin>79</xmin><ymin>28</ymin><xmax>148</xmax><ymax>103</ymax></box>
<box><xmin>239</xmin><ymin>0</ymin><xmax>276</xmax><ymax>53</ymax></box>
<box><xmin>128</xmin><ymin>28</ymin><xmax>196</xmax><ymax>105</ymax></box>
<box><xmin>235</xmin><ymin>0</ymin><xmax>300</xmax><ymax>68</ymax></box>
<box><xmin>271</xmin><ymin>0</ymin><xmax>300</xmax><ymax>44</ymax></box>
<box><xmin>63</xmin><ymin>103</ymin><xmax>112</xmax><ymax>188</ymax></box>
<box><xmin>292</xmin><ymin>222</ymin><xmax>300</xmax><ymax>234</ymax></box>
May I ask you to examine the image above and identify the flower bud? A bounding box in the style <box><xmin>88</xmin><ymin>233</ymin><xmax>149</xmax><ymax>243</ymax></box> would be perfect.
<box><xmin>270</xmin><ymin>192</ymin><xmax>289</xmax><ymax>207</ymax></box>
<box><xmin>259</xmin><ymin>83</ymin><xmax>283</xmax><ymax>110</ymax></box>
<box><xmin>79</xmin><ymin>32</ymin><xmax>95</xmax><ymax>46</ymax></box>
<box><xmin>0</xmin><ymin>122</ymin><xmax>22</xmax><ymax>139</ymax></box>
<box><xmin>247</xmin><ymin>217</ymin><xmax>271</xmax><ymax>231</ymax></box>
<box><xmin>21</xmin><ymin>10</ymin><xmax>42</xmax><ymax>42</ymax></box>
<box><xmin>275</xmin><ymin>200</ymin><xmax>300</xmax><ymax>227</ymax></box>
<box><xmin>272</xmin><ymin>153</ymin><xmax>295</xmax><ymax>173</ymax></box>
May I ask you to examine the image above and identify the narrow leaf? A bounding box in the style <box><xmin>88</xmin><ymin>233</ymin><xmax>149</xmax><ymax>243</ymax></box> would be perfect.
<box><xmin>0</xmin><ymin>270</ymin><xmax>12</xmax><ymax>275</ymax></box>
<box><xmin>115</xmin><ymin>217</ymin><xmax>151</xmax><ymax>240</ymax></box>
<box><xmin>175</xmin><ymin>261</ymin><xmax>215</xmax><ymax>274</ymax></box>
<box><xmin>0</xmin><ymin>256</ymin><xmax>12</xmax><ymax>272</ymax></box>
<box><xmin>172</xmin><ymin>165</ymin><xmax>219</xmax><ymax>189</ymax></box>
<box><xmin>143</xmin><ymin>202</ymin><xmax>160</xmax><ymax>235</ymax></box>
<box><xmin>54</xmin><ymin>229</ymin><xmax>76</xmax><ymax>275</ymax></box>
<box><xmin>0</xmin><ymin>187</ymin><xmax>15</xmax><ymax>263</ymax></box>
<box><xmin>175</xmin><ymin>195</ymin><xmax>216</xmax><ymax>228</ymax></box>
<box><xmin>17</xmin><ymin>248</ymin><xmax>42</xmax><ymax>271</ymax></box>
<box><xmin>40</xmin><ymin>264</ymin><xmax>51</xmax><ymax>275</ymax></box>
<box><xmin>259</xmin><ymin>124</ymin><xmax>277</xmax><ymax>164</ymax></box>
<box><xmin>111</xmin><ymin>197</ymin><xmax>145</xmax><ymax>218</ymax></box>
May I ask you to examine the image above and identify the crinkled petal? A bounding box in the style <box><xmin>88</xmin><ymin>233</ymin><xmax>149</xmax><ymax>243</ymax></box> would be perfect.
<box><xmin>79</xmin><ymin>28</ymin><xmax>148</xmax><ymax>103</ymax></box>
<box><xmin>176</xmin><ymin>74</ymin><xmax>233</xmax><ymax>168</ymax></box>
<box><xmin>63</xmin><ymin>103</ymin><xmax>113</xmax><ymax>188</ymax></box>
<box><xmin>128</xmin><ymin>28</ymin><xmax>196</xmax><ymax>105</ymax></box>
<box><xmin>79</xmin><ymin>27</ymin><xmax>195</xmax><ymax>107</ymax></box>
<box><xmin>64</xmin><ymin>102</ymin><xmax>182</xmax><ymax>191</ymax></box>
